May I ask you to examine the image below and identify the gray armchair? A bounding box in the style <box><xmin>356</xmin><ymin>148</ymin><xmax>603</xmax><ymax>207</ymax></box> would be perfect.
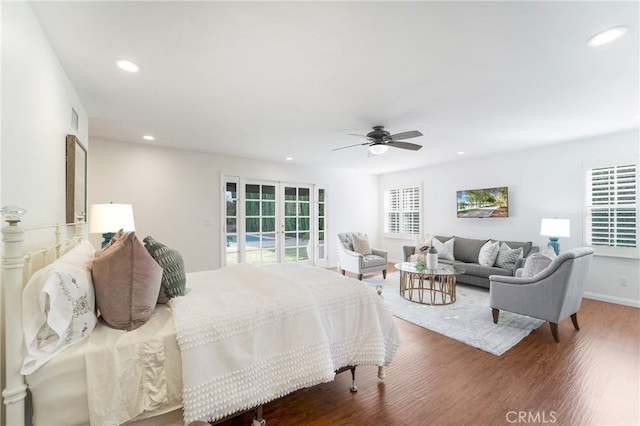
<box><xmin>337</xmin><ymin>232</ymin><xmax>387</xmax><ymax>281</ymax></box>
<box><xmin>489</xmin><ymin>247</ymin><xmax>595</xmax><ymax>342</ymax></box>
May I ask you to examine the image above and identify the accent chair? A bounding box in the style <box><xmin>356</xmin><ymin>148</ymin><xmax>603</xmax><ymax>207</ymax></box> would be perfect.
<box><xmin>489</xmin><ymin>247</ymin><xmax>595</xmax><ymax>342</ymax></box>
<box><xmin>337</xmin><ymin>232</ymin><xmax>387</xmax><ymax>281</ymax></box>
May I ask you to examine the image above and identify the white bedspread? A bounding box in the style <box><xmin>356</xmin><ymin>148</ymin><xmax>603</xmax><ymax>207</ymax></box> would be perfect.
<box><xmin>169</xmin><ymin>263</ymin><xmax>400</xmax><ymax>424</ymax></box>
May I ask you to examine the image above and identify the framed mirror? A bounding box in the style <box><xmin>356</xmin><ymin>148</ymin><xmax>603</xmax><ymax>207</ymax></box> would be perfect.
<box><xmin>66</xmin><ymin>134</ymin><xmax>87</xmax><ymax>223</ymax></box>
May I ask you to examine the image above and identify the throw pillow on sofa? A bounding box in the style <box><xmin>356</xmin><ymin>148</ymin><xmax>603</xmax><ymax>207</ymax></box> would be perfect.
<box><xmin>478</xmin><ymin>240</ymin><xmax>500</xmax><ymax>266</ymax></box>
<box><xmin>495</xmin><ymin>242</ymin><xmax>523</xmax><ymax>271</ymax></box>
<box><xmin>432</xmin><ymin>237</ymin><xmax>454</xmax><ymax>261</ymax></box>
<box><xmin>415</xmin><ymin>233</ymin><xmax>433</xmax><ymax>252</ymax></box>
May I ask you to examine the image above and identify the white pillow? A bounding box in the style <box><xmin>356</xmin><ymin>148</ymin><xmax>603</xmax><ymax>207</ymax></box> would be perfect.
<box><xmin>22</xmin><ymin>241</ymin><xmax>97</xmax><ymax>375</ymax></box>
<box><xmin>478</xmin><ymin>240</ymin><xmax>500</xmax><ymax>266</ymax></box>
<box><xmin>415</xmin><ymin>233</ymin><xmax>433</xmax><ymax>252</ymax></box>
<box><xmin>495</xmin><ymin>242</ymin><xmax>524</xmax><ymax>271</ymax></box>
<box><xmin>352</xmin><ymin>233</ymin><xmax>372</xmax><ymax>255</ymax></box>
<box><xmin>432</xmin><ymin>237</ymin><xmax>455</xmax><ymax>261</ymax></box>
<box><xmin>521</xmin><ymin>247</ymin><xmax>557</xmax><ymax>278</ymax></box>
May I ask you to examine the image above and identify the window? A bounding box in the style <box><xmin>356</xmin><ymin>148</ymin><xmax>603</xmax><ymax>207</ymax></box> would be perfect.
<box><xmin>586</xmin><ymin>163</ymin><xmax>638</xmax><ymax>256</ymax></box>
<box><xmin>384</xmin><ymin>185</ymin><xmax>421</xmax><ymax>237</ymax></box>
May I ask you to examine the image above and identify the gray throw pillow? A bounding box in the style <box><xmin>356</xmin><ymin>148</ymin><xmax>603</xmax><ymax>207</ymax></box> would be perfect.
<box><xmin>143</xmin><ymin>236</ymin><xmax>187</xmax><ymax>303</ymax></box>
<box><xmin>521</xmin><ymin>248</ymin><xmax>557</xmax><ymax>277</ymax></box>
<box><xmin>495</xmin><ymin>242</ymin><xmax>524</xmax><ymax>271</ymax></box>
<box><xmin>478</xmin><ymin>240</ymin><xmax>500</xmax><ymax>266</ymax></box>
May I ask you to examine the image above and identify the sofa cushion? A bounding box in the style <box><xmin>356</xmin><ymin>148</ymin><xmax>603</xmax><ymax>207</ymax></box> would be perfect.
<box><xmin>456</xmin><ymin>261</ymin><xmax>513</xmax><ymax>278</ymax></box>
<box><xmin>478</xmin><ymin>240</ymin><xmax>500</xmax><ymax>266</ymax></box>
<box><xmin>362</xmin><ymin>254</ymin><xmax>386</xmax><ymax>268</ymax></box>
<box><xmin>495</xmin><ymin>242</ymin><xmax>524</xmax><ymax>271</ymax></box>
<box><xmin>432</xmin><ymin>237</ymin><xmax>455</xmax><ymax>260</ymax></box>
<box><xmin>453</xmin><ymin>236</ymin><xmax>488</xmax><ymax>263</ymax></box>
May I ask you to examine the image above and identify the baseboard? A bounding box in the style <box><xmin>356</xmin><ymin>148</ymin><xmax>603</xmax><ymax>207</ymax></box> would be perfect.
<box><xmin>583</xmin><ymin>291</ymin><xmax>640</xmax><ymax>308</ymax></box>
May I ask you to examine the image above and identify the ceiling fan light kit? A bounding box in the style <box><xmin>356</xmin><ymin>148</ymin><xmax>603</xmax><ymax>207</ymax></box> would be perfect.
<box><xmin>334</xmin><ymin>125</ymin><xmax>424</xmax><ymax>155</ymax></box>
<box><xmin>369</xmin><ymin>144</ymin><xmax>389</xmax><ymax>155</ymax></box>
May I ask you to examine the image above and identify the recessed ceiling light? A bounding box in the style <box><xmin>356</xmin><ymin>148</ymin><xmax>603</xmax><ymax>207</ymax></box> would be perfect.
<box><xmin>586</xmin><ymin>26</ymin><xmax>628</xmax><ymax>47</ymax></box>
<box><xmin>285</xmin><ymin>156</ymin><xmax>293</xmax><ymax>161</ymax></box>
<box><xmin>117</xmin><ymin>59</ymin><xmax>141</xmax><ymax>72</ymax></box>
<box><xmin>143</xmin><ymin>135</ymin><xmax>155</xmax><ymax>141</ymax></box>
<box><xmin>457</xmin><ymin>151</ymin><xmax>466</xmax><ymax>155</ymax></box>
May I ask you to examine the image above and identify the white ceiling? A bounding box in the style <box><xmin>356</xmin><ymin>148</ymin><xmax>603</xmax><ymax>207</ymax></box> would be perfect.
<box><xmin>29</xmin><ymin>1</ymin><xmax>639</xmax><ymax>174</ymax></box>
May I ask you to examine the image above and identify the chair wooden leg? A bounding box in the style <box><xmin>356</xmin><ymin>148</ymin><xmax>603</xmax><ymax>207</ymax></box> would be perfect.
<box><xmin>357</xmin><ymin>273</ymin><xmax>363</xmax><ymax>281</ymax></box>
<box><xmin>550</xmin><ymin>322</ymin><xmax>560</xmax><ymax>342</ymax></box>
<box><xmin>341</xmin><ymin>269</ymin><xmax>345</xmax><ymax>276</ymax></box>
<box><xmin>570</xmin><ymin>313</ymin><xmax>580</xmax><ymax>330</ymax></box>
<box><xmin>491</xmin><ymin>308</ymin><xmax>499</xmax><ymax>324</ymax></box>
<box><xmin>382</xmin><ymin>269</ymin><xmax>387</xmax><ymax>279</ymax></box>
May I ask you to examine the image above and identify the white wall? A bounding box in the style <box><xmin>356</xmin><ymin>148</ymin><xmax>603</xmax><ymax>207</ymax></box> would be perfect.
<box><xmin>88</xmin><ymin>138</ymin><xmax>378</xmax><ymax>272</ymax></box>
<box><xmin>1</xmin><ymin>2</ymin><xmax>88</xmax><ymax>226</ymax></box>
<box><xmin>380</xmin><ymin>129</ymin><xmax>640</xmax><ymax>307</ymax></box>
<box><xmin>0</xmin><ymin>3</ymin><xmax>88</xmax><ymax>424</ymax></box>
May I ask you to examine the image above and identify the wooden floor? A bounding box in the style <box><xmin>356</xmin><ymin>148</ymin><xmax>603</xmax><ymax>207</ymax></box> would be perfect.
<box><xmin>221</xmin><ymin>268</ymin><xmax>640</xmax><ymax>426</ymax></box>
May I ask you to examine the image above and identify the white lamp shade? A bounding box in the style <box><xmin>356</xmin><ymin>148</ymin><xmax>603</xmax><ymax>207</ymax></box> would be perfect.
<box><xmin>89</xmin><ymin>203</ymin><xmax>135</xmax><ymax>234</ymax></box>
<box><xmin>369</xmin><ymin>144</ymin><xmax>389</xmax><ymax>155</ymax></box>
<box><xmin>540</xmin><ymin>218</ymin><xmax>570</xmax><ymax>238</ymax></box>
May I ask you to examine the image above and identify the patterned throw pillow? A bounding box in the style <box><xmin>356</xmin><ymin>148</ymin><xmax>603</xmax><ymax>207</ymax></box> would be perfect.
<box><xmin>352</xmin><ymin>233</ymin><xmax>372</xmax><ymax>255</ymax></box>
<box><xmin>432</xmin><ymin>237</ymin><xmax>455</xmax><ymax>261</ymax></box>
<box><xmin>144</xmin><ymin>236</ymin><xmax>187</xmax><ymax>303</ymax></box>
<box><xmin>478</xmin><ymin>240</ymin><xmax>500</xmax><ymax>266</ymax></box>
<box><xmin>21</xmin><ymin>241</ymin><xmax>97</xmax><ymax>375</ymax></box>
<box><xmin>521</xmin><ymin>247</ymin><xmax>557</xmax><ymax>277</ymax></box>
<box><xmin>495</xmin><ymin>242</ymin><xmax>524</xmax><ymax>271</ymax></box>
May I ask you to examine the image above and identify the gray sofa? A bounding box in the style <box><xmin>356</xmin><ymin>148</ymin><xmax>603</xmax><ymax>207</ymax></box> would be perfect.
<box><xmin>402</xmin><ymin>236</ymin><xmax>539</xmax><ymax>289</ymax></box>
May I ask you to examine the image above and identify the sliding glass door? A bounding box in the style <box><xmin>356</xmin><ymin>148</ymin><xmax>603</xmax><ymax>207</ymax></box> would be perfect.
<box><xmin>223</xmin><ymin>177</ymin><xmax>324</xmax><ymax>266</ymax></box>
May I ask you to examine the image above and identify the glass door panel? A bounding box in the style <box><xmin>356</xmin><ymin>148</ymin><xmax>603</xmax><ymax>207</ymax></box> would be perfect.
<box><xmin>225</xmin><ymin>180</ymin><xmax>239</xmax><ymax>265</ymax></box>
<box><xmin>245</xmin><ymin>183</ymin><xmax>278</xmax><ymax>265</ymax></box>
<box><xmin>282</xmin><ymin>185</ymin><xmax>310</xmax><ymax>262</ymax></box>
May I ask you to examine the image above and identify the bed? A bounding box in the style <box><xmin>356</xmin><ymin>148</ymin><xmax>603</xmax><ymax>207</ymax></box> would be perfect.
<box><xmin>1</xmin><ymin>213</ymin><xmax>400</xmax><ymax>426</ymax></box>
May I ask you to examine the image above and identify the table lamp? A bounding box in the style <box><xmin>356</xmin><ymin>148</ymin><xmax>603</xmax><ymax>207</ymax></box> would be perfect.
<box><xmin>540</xmin><ymin>218</ymin><xmax>570</xmax><ymax>255</ymax></box>
<box><xmin>89</xmin><ymin>203</ymin><xmax>135</xmax><ymax>247</ymax></box>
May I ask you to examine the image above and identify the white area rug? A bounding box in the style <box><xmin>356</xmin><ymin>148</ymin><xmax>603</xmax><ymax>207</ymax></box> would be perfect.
<box><xmin>364</xmin><ymin>272</ymin><xmax>544</xmax><ymax>356</ymax></box>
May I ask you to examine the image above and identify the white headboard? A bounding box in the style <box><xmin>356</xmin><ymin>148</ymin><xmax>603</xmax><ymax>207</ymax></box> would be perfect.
<box><xmin>1</xmin><ymin>210</ymin><xmax>86</xmax><ymax>425</ymax></box>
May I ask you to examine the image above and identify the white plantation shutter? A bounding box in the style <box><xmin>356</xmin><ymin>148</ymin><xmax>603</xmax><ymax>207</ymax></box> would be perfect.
<box><xmin>586</xmin><ymin>164</ymin><xmax>637</xmax><ymax>251</ymax></box>
<box><xmin>384</xmin><ymin>185</ymin><xmax>421</xmax><ymax>237</ymax></box>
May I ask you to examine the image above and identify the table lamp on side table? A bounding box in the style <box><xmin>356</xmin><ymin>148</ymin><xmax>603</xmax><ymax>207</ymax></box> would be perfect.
<box><xmin>89</xmin><ymin>203</ymin><xmax>135</xmax><ymax>248</ymax></box>
<box><xmin>540</xmin><ymin>218</ymin><xmax>570</xmax><ymax>255</ymax></box>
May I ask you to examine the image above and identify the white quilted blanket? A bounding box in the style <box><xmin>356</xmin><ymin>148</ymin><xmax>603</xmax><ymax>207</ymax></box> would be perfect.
<box><xmin>169</xmin><ymin>263</ymin><xmax>400</xmax><ymax>424</ymax></box>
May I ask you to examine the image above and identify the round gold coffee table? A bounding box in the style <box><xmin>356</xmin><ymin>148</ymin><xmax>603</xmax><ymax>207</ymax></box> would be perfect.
<box><xmin>394</xmin><ymin>262</ymin><xmax>464</xmax><ymax>305</ymax></box>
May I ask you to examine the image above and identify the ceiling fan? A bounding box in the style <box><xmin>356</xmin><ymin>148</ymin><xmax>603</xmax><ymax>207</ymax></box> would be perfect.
<box><xmin>332</xmin><ymin>125</ymin><xmax>423</xmax><ymax>155</ymax></box>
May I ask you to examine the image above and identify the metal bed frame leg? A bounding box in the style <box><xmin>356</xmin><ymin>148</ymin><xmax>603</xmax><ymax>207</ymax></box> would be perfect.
<box><xmin>251</xmin><ymin>405</ymin><xmax>266</xmax><ymax>426</ymax></box>
<box><xmin>349</xmin><ymin>366</ymin><xmax>358</xmax><ymax>392</ymax></box>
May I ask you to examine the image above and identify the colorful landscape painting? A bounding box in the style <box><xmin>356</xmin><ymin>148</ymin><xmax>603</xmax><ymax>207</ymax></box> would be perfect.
<box><xmin>456</xmin><ymin>187</ymin><xmax>509</xmax><ymax>218</ymax></box>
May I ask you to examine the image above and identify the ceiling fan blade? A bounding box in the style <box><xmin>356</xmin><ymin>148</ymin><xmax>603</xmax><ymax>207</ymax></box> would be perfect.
<box><xmin>348</xmin><ymin>133</ymin><xmax>369</xmax><ymax>139</ymax></box>
<box><xmin>387</xmin><ymin>141</ymin><xmax>423</xmax><ymax>151</ymax></box>
<box><xmin>331</xmin><ymin>142</ymin><xmax>370</xmax><ymax>151</ymax></box>
<box><xmin>390</xmin><ymin>130</ymin><xmax>423</xmax><ymax>140</ymax></box>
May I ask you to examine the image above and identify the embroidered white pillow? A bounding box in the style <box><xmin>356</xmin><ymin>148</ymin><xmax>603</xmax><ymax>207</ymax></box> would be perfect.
<box><xmin>432</xmin><ymin>237</ymin><xmax>455</xmax><ymax>261</ymax></box>
<box><xmin>478</xmin><ymin>240</ymin><xmax>500</xmax><ymax>266</ymax></box>
<box><xmin>22</xmin><ymin>241</ymin><xmax>97</xmax><ymax>375</ymax></box>
<box><xmin>495</xmin><ymin>242</ymin><xmax>524</xmax><ymax>271</ymax></box>
<box><xmin>521</xmin><ymin>248</ymin><xmax>557</xmax><ymax>278</ymax></box>
<box><xmin>415</xmin><ymin>233</ymin><xmax>433</xmax><ymax>252</ymax></box>
<box><xmin>352</xmin><ymin>233</ymin><xmax>372</xmax><ymax>255</ymax></box>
